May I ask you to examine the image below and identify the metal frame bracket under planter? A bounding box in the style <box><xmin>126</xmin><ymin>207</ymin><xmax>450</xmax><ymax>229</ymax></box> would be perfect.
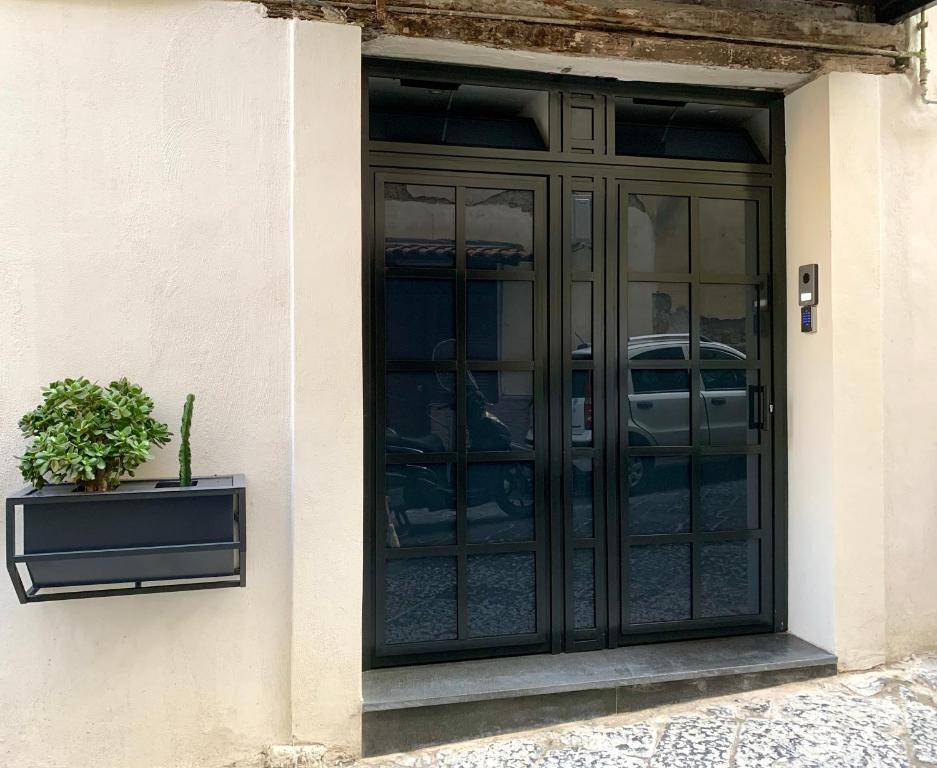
<box><xmin>5</xmin><ymin>474</ymin><xmax>246</xmax><ymax>603</ymax></box>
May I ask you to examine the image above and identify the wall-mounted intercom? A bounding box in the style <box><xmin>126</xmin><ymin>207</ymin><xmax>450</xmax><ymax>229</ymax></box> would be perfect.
<box><xmin>798</xmin><ymin>264</ymin><xmax>818</xmax><ymax>333</ymax></box>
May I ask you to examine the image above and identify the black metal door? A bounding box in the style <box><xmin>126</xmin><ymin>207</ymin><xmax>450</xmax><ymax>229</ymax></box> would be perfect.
<box><xmin>364</xmin><ymin>62</ymin><xmax>786</xmax><ymax>668</ymax></box>
<box><xmin>610</xmin><ymin>181</ymin><xmax>775</xmax><ymax>644</ymax></box>
<box><xmin>372</xmin><ymin>170</ymin><xmax>551</xmax><ymax>665</ymax></box>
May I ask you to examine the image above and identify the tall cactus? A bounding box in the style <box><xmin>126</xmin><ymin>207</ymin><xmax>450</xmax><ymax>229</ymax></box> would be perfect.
<box><xmin>179</xmin><ymin>393</ymin><xmax>195</xmax><ymax>486</ymax></box>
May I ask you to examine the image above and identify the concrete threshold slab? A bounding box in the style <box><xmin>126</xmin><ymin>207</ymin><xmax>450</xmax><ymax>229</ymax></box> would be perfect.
<box><xmin>362</xmin><ymin>633</ymin><xmax>837</xmax><ymax>756</ymax></box>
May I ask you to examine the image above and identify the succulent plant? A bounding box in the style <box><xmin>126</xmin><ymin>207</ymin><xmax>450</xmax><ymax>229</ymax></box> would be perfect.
<box><xmin>18</xmin><ymin>377</ymin><xmax>171</xmax><ymax>491</ymax></box>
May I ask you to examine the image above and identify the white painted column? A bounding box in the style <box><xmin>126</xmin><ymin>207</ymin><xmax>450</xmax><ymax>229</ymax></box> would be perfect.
<box><xmin>291</xmin><ymin>19</ymin><xmax>364</xmax><ymax>751</ymax></box>
<box><xmin>785</xmin><ymin>72</ymin><xmax>887</xmax><ymax>670</ymax></box>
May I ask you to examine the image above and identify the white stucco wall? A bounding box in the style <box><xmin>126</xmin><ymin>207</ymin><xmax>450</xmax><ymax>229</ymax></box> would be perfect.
<box><xmin>0</xmin><ymin>2</ymin><xmax>362</xmax><ymax>766</ymax></box>
<box><xmin>879</xmin><ymin>50</ymin><xmax>937</xmax><ymax>660</ymax></box>
<box><xmin>291</xmin><ymin>20</ymin><xmax>364</xmax><ymax>754</ymax></box>
<box><xmin>786</xmin><ymin>59</ymin><xmax>937</xmax><ymax>667</ymax></box>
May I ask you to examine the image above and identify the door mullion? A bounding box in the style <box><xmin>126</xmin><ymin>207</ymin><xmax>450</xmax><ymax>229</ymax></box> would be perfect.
<box><xmin>456</xmin><ymin>186</ymin><xmax>469</xmax><ymax>642</ymax></box>
<box><xmin>610</xmin><ymin>182</ymin><xmax>625</xmax><ymax>643</ymax></box>
<box><xmin>689</xmin><ymin>196</ymin><xmax>703</xmax><ymax>621</ymax></box>
<box><xmin>548</xmin><ymin>173</ymin><xmax>565</xmax><ymax>654</ymax></box>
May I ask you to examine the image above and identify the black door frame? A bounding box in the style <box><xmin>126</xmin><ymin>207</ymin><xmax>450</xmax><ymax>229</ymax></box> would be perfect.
<box><xmin>362</xmin><ymin>59</ymin><xmax>788</xmax><ymax>670</ymax></box>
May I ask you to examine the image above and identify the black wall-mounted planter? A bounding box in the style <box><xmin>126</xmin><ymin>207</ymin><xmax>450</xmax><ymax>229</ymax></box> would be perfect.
<box><xmin>5</xmin><ymin>475</ymin><xmax>246</xmax><ymax>603</ymax></box>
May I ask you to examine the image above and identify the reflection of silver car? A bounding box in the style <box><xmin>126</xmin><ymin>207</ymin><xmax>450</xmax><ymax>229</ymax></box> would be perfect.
<box><xmin>569</xmin><ymin>334</ymin><xmax>751</xmax><ymax>491</ymax></box>
<box><xmin>627</xmin><ymin>334</ymin><xmax>750</xmax><ymax>451</ymax></box>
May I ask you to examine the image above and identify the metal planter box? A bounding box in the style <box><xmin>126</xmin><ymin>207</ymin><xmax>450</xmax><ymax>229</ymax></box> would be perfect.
<box><xmin>5</xmin><ymin>475</ymin><xmax>245</xmax><ymax>603</ymax></box>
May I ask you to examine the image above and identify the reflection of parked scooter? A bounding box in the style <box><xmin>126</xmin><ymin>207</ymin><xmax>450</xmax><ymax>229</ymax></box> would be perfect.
<box><xmin>385</xmin><ymin>342</ymin><xmax>534</xmax><ymax>537</ymax></box>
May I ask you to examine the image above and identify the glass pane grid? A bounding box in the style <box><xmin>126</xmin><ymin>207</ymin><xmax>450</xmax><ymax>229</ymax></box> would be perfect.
<box><xmin>622</xmin><ymin>188</ymin><xmax>766</xmax><ymax>633</ymax></box>
<box><xmin>378</xmin><ymin>176</ymin><xmax>545</xmax><ymax>655</ymax></box>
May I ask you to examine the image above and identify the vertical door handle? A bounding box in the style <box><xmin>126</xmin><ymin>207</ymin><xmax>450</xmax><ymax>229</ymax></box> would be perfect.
<box><xmin>747</xmin><ymin>385</ymin><xmax>765</xmax><ymax>430</ymax></box>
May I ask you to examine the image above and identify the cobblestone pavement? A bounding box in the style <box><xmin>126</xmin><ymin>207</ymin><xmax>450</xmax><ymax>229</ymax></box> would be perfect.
<box><xmin>353</xmin><ymin>655</ymin><xmax>937</xmax><ymax>768</ymax></box>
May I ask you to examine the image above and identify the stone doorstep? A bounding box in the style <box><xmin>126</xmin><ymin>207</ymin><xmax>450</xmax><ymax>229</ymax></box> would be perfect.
<box><xmin>358</xmin><ymin>633</ymin><xmax>836</xmax><ymax>756</ymax></box>
<box><xmin>264</xmin><ymin>653</ymin><xmax>937</xmax><ymax>768</ymax></box>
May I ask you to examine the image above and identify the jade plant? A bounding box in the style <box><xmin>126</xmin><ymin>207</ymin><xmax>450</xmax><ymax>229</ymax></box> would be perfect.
<box><xmin>178</xmin><ymin>393</ymin><xmax>195</xmax><ymax>486</ymax></box>
<box><xmin>18</xmin><ymin>377</ymin><xmax>171</xmax><ymax>492</ymax></box>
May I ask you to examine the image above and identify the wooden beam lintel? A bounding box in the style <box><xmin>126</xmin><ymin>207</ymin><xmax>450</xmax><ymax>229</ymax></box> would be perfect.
<box><xmin>262</xmin><ymin>1</ymin><xmax>908</xmax><ymax>75</ymax></box>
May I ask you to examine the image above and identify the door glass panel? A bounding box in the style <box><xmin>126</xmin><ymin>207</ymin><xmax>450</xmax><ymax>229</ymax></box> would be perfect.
<box><xmin>467</xmin><ymin>280</ymin><xmax>533</xmax><ymax>361</ymax></box>
<box><xmin>629</xmin><ymin>544</ymin><xmax>691</xmax><ymax>624</ymax></box>
<box><xmin>467</xmin><ymin>462</ymin><xmax>534</xmax><ymax>543</ymax></box>
<box><xmin>571</xmin><ymin>282</ymin><xmax>593</xmax><ymax>357</ymax></box>
<box><xmin>700</xmin><ymin>284</ymin><xmax>759</xmax><ymax>360</ymax></box>
<box><xmin>385</xmin><ymin>465</ymin><xmax>456</xmax><ymax>548</ymax></box>
<box><xmin>573</xmin><ymin>549</ymin><xmax>597</xmax><ymax>629</ymax></box>
<box><xmin>384</xmin><ymin>184</ymin><xmax>456</xmax><ymax>267</ymax></box>
<box><xmin>572</xmin><ymin>458</ymin><xmax>594</xmax><ymax>538</ymax></box>
<box><xmin>628</xmin><ymin>369</ymin><xmax>690</xmax><ymax>447</ymax></box>
<box><xmin>571</xmin><ymin>370</ymin><xmax>594</xmax><ymax>447</ymax></box>
<box><xmin>615</xmin><ymin>99</ymin><xmax>770</xmax><ymax>163</ymax></box>
<box><xmin>466</xmin><ymin>188</ymin><xmax>535</xmax><ymax>271</ymax></box>
<box><xmin>699</xmin><ymin>198</ymin><xmax>758</xmax><ymax>274</ymax></box>
<box><xmin>627</xmin><ymin>195</ymin><xmax>690</xmax><ymax>273</ymax></box>
<box><xmin>369</xmin><ymin>78</ymin><xmax>549</xmax><ymax>151</ymax></box>
<box><xmin>384</xmin><ymin>557</ymin><xmax>458</xmax><ymax>644</ymax></box>
<box><xmin>385</xmin><ymin>372</ymin><xmax>455</xmax><ymax>452</ymax></box>
<box><xmin>629</xmin><ymin>456</ymin><xmax>690</xmax><ymax>534</ymax></box>
<box><xmin>467</xmin><ymin>371</ymin><xmax>533</xmax><ymax>451</ymax></box>
<box><xmin>386</xmin><ymin>278</ymin><xmax>455</xmax><ymax>360</ymax></box>
<box><xmin>627</xmin><ymin>283</ymin><xmax>690</xmax><ymax>355</ymax></box>
<box><xmin>571</xmin><ymin>192</ymin><xmax>593</xmax><ymax>272</ymax></box>
<box><xmin>702</xmin><ymin>369</ymin><xmax>759</xmax><ymax>446</ymax></box>
<box><xmin>700</xmin><ymin>540</ymin><xmax>760</xmax><ymax>618</ymax></box>
<box><xmin>701</xmin><ymin>455</ymin><xmax>760</xmax><ymax>531</ymax></box>
<box><xmin>467</xmin><ymin>553</ymin><xmax>537</xmax><ymax>637</ymax></box>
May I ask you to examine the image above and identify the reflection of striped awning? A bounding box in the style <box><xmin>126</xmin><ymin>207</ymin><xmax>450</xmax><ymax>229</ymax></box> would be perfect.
<box><xmin>385</xmin><ymin>239</ymin><xmax>533</xmax><ymax>268</ymax></box>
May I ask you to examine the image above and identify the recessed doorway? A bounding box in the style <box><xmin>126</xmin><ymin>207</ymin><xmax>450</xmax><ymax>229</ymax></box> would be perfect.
<box><xmin>363</xmin><ymin>61</ymin><xmax>786</xmax><ymax>668</ymax></box>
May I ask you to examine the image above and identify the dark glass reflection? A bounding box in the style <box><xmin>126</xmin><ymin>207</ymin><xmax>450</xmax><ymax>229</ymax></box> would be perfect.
<box><xmin>467</xmin><ymin>371</ymin><xmax>533</xmax><ymax>451</ymax></box>
<box><xmin>467</xmin><ymin>280</ymin><xmax>533</xmax><ymax>361</ymax></box>
<box><xmin>384</xmin><ymin>184</ymin><xmax>455</xmax><ymax>267</ymax></box>
<box><xmin>627</xmin><ymin>283</ymin><xmax>690</xmax><ymax>354</ymax></box>
<box><xmin>629</xmin><ymin>544</ymin><xmax>691</xmax><ymax>624</ymax></box>
<box><xmin>385</xmin><ymin>372</ymin><xmax>455</xmax><ymax>452</ymax></box>
<box><xmin>628</xmin><ymin>368</ymin><xmax>690</xmax><ymax>447</ymax></box>
<box><xmin>699</xmin><ymin>198</ymin><xmax>759</xmax><ymax>274</ymax></box>
<box><xmin>571</xmin><ymin>192</ymin><xmax>593</xmax><ymax>273</ymax></box>
<box><xmin>702</xmin><ymin>455</ymin><xmax>759</xmax><ymax>531</ymax></box>
<box><xmin>701</xmin><ymin>369</ymin><xmax>759</xmax><ymax>447</ymax></box>
<box><xmin>467</xmin><ymin>553</ymin><xmax>536</xmax><ymax>637</ymax></box>
<box><xmin>572</xmin><ymin>371</ymin><xmax>594</xmax><ymax>448</ymax></box>
<box><xmin>384</xmin><ymin>557</ymin><xmax>457</xmax><ymax>644</ymax></box>
<box><xmin>615</xmin><ymin>99</ymin><xmax>769</xmax><ymax>163</ymax></box>
<box><xmin>465</xmin><ymin>189</ymin><xmax>534</xmax><ymax>271</ymax></box>
<box><xmin>384</xmin><ymin>464</ymin><xmax>456</xmax><ymax>548</ymax></box>
<box><xmin>700</xmin><ymin>540</ymin><xmax>760</xmax><ymax>618</ymax></box>
<box><xmin>629</xmin><ymin>456</ymin><xmax>690</xmax><ymax>534</ymax></box>
<box><xmin>369</xmin><ymin>77</ymin><xmax>549</xmax><ymax>150</ymax></box>
<box><xmin>700</xmin><ymin>284</ymin><xmax>758</xmax><ymax>359</ymax></box>
<box><xmin>572</xmin><ymin>458</ymin><xmax>594</xmax><ymax>539</ymax></box>
<box><xmin>385</xmin><ymin>279</ymin><xmax>454</xmax><ymax>360</ymax></box>
<box><xmin>467</xmin><ymin>462</ymin><xmax>534</xmax><ymax>543</ymax></box>
<box><xmin>571</xmin><ymin>282</ymin><xmax>593</xmax><ymax>357</ymax></box>
<box><xmin>573</xmin><ymin>549</ymin><xmax>596</xmax><ymax>629</ymax></box>
<box><xmin>627</xmin><ymin>195</ymin><xmax>690</xmax><ymax>274</ymax></box>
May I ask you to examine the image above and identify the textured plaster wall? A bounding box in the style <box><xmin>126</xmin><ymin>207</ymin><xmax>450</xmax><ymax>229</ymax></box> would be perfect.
<box><xmin>787</xmin><ymin>63</ymin><xmax>937</xmax><ymax>668</ymax></box>
<box><xmin>290</xmin><ymin>20</ymin><xmax>364</xmax><ymax>753</ymax></box>
<box><xmin>0</xmin><ymin>2</ymin><xmax>295</xmax><ymax>766</ymax></box>
<box><xmin>879</xmin><ymin>49</ymin><xmax>937</xmax><ymax>659</ymax></box>
<box><xmin>784</xmin><ymin>76</ymin><xmax>838</xmax><ymax>658</ymax></box>
<box><xmin>785</xmin><ymin>72</ymin><xmax>888</xmax><ymax>671</ymax></box>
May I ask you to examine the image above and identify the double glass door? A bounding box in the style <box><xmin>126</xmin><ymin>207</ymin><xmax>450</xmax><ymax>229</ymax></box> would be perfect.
<box><xmin>369</xmin><ymin>168</ymin><xmax>774</xmax><ymax>667</ymax></box>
